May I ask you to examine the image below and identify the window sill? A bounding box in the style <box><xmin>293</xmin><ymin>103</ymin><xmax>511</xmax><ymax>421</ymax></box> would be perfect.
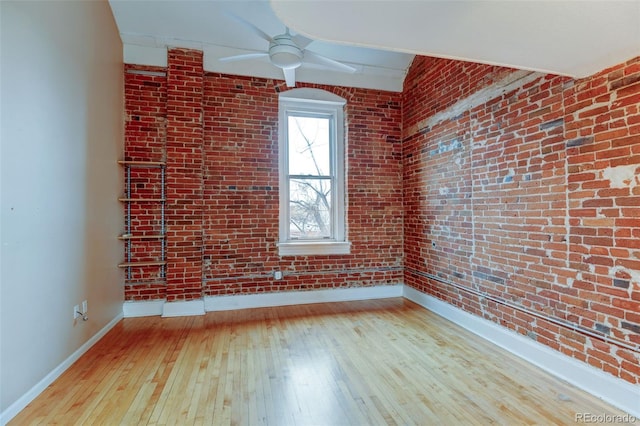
<box><xmin>278</xmin><ymin>241</ymin><xmax>351</xmax><ymax>256</ymax></box>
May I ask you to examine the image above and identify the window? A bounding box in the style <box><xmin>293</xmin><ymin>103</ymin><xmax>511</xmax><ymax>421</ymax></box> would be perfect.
<box><xmin>278</xmin><ymin>88</ymin><xmax>350</xmax><ymax>256</ymax></box>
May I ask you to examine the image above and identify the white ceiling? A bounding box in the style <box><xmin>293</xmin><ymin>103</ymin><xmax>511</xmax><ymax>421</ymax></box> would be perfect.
<box><xmin>109</xmin><ymin>0</ymin><xmax>640</xmax><ymax>92</ymax></box>
<box><xmin>272</xmin><ymin>0</ymin><xmax>640</xmax><ymax>79</ymax></box>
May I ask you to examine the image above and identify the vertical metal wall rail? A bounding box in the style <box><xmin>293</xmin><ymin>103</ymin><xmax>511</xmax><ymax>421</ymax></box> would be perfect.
<box><xmin>160</xmin><ymin>165</ymin><xmax>166</xmax><ymax>279</ymax></box>
<box><xmin>126</xmin><ymin>165</ymin><xmax>132</xmax><ymax>280</ymax></box>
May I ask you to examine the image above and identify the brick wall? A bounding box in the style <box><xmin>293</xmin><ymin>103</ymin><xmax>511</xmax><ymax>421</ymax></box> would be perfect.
<box><xmin>403</xmin><ymin>55</ymin><xmax>640</xmax><ymax>384</ymax></box>
<box><xmin>123</xmin><ymin>65</ymin><xmax>167</xmax><ymax>299</ymax></box>
<box><xmin>123</xmin><ymin>49</ymin><xmax>403</xmax><ymax>301</ymax></box>
<box><xmin>165</xmin><ymin>49</ymin><xmax>204</xmax><ymax>302</ymax></box>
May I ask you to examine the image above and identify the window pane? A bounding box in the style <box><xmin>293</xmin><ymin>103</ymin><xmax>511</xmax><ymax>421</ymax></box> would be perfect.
<box><xmin>289</xmin><ymin>178</ymin><xmax>332</xmax><ymax>239</ymax></box>
<box><xmin>288</xmin><ymin>115</ymin><xmax>330</xmax><ymax>176</ymax></box>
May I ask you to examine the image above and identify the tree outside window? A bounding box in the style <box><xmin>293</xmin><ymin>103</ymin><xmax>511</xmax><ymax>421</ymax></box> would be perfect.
<box><xmin>288</xmin><ymin>115</ymin><xmax>332</xmax><ymax>239</ymax></box>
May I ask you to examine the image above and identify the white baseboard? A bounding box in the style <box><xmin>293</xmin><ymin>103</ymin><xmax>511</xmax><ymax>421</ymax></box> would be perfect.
<box><xmin>123</xmin><ymin>299</ymin><xmax>165</xmax><ymax>317</ymax></box>
<box><xmin>123</xmin><ymin>285</ymin><xmax>404</xmax><ymax>318</ymax></box>
<box><xmin>403</xmin><ymin>286</ymin><xmax>640</xmax><ymax>418</ymax></box>
<box><xmin>0</xmin><ymin>313</ymin><xmax>123</xmax><ymax>425</ymax></box>
<box><xmin>204</xmin><ymin>284</ymin><xmax>404</xmax><ymax>312</ymax></box>
<box><xmin>162</xmin><ymin>299</ymin><xmax>205</xmax><ymax>317</ymax></box>
<box><xmin>123</xmin><ymin>299</ymin><xmax>207</xmax><ymax>318</ymax></box>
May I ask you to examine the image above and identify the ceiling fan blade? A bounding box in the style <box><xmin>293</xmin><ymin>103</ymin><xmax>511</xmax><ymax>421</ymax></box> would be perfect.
<box><xmin>292</xmin><ymin>33</ymin><xmax>314</xmax><ymax>49</ymax></box>
<box><xmin>304</xmin><ymin>50</ymin><xmax>357</xmax><ymax>73</ymax></box>
<box><xmin>224</xmin><ymin>12</ymin><xmax>273</xmax><ymax>43</ymax></box>
<box><xmin>283</xmin><ymin>68</ymin><xmax>296</xmax><ymax>87</ymax></box>
<box><xmin>219</xmin><ymin>52</ymin><xmax>269</xmax><ymax>63</ymax></box>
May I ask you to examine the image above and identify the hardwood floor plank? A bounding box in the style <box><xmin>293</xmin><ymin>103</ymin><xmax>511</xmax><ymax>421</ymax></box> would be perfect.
<box><xmin>9</xmin><ymin>298</ymin><xmax>635</xmax><ymax>425</ymax></box>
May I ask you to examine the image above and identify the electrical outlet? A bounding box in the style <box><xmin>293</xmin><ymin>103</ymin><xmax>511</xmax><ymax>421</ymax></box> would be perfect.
<box><xmin>82</xmin><ymin>300</ymin><xmax>87</xmax><ymax>314</ymax></box>
<box><xmin>274</xmin><ymin>271</ymin><xmax>283</xmax><ymax>280</ymax></box>
<box><xmin>74</xmin><ymin>305</ymin><xmax>80</xmax><ymax>319</ymax></box>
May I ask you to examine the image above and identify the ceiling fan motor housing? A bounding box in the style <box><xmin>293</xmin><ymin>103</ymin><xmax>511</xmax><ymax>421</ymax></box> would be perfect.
<box><xmin>269</xmin><ymin>34</ymin><xmax>303</xmax><ymax>69</ymax></box>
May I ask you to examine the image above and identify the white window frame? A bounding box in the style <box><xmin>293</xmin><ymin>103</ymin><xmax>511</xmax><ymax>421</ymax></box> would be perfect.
<box><xmin>278</xmin><ymin>88</ymin><xmax>350</xmax><ymax>256</ymax></box>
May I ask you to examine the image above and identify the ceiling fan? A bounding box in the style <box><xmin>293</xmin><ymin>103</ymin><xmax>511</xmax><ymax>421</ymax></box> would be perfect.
<box><xmin>220</xmin><ymin>14</ymin><xmax>357</xmax><ymax>87</ymax></box>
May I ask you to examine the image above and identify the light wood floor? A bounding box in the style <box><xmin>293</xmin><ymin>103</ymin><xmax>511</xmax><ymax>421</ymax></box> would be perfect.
<box><xmin>11</xmin><ymin>298</ymin><xmax>633</xmax><ymax>425</ymax></box>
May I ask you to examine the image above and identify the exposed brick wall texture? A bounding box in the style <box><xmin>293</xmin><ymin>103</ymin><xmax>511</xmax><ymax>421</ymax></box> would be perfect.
<box><xmin>124</xmin><ymin>66</ymin><xmax>167</xmax><ymax>162</ymax></box>
<box><xmin>403</xmin><ymin>55</ymin><xmax>640</xmax><ymax>384</ymax></box>
<box><xmin>165</xmin><ymin>49</ymin><xmax>205</xmax><ymax>302</ymax></box>
<box><xmin>123</xmin><ymin>50</ymin><xmax>403</xmax><ymax>301</ymax></box>
<box><xmin>124</xmin><ymin>65</ymin><xmax>167</xmax><ymax>299</ymax></box>
<box><xmin>201</xmin><ymin>76</ymin><xmax>403</xmax><ymax>295</ymax></box>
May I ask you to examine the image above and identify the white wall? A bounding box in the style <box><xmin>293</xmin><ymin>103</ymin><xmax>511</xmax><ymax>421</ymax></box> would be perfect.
<box><xmin>0</xmin><ymin>0</ymin><xmax>124</xmax><ymax>414</ymax></box>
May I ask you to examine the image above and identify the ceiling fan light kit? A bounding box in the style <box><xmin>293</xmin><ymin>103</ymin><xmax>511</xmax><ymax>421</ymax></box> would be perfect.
<box><xmin>269</xmin><ymin>35</ymin><xmax>303</xmax><ymax>69</ymax></box>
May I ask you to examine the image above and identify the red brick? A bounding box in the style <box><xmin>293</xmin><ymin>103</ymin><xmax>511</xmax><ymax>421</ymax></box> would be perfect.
<box><xmin>125</xmin><ymin>49</ymin><xmax>404</xmax><ymax>303</ymax></box>
<box><xmin>403</xmin><ymin>55</ymin><xmax>640</xmax><ymax>385</ymax></box>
